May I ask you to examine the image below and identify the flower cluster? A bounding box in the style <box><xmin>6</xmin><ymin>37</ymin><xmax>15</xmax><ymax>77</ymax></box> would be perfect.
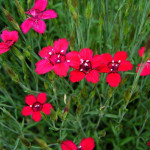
<box><xmin>0</xmin><ymin>0</ymin><xmax>148</xmax><ymax>88</ymax></box>
<box><xmin>0</xmin><ymin>0</ymin><xmax>150</xmax><ymax>149</ymax></box>
<box><xmin>35</xmin><ymin>39</ymin><xmax>134</xmax><ymax>87</ymax></box>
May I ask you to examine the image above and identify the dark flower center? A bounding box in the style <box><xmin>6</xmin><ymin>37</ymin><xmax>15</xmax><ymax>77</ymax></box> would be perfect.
<box><xmin>79</xmin><ymin>59</ymin><xmax>92</xmax><ymax>74</ymax></box>
<box><xmin>49</xmin><ymin>53</ymin><xmax>66</xmax><ymax>65</ymax></box>
<box><xmin>108</xmin><ymin>60</ymin><xmax>121</xmax><ymax>72</ymax></box>
<box><xmin>32</xmin><ymin>102</ymin><xmax>43</xmax><ymax>112</ymax></box>
<box><xmin>78</xmin><ymin>146</ymin><xmax>82</xmax><ymax>150</ymax></box>
<box><xmin>5</xmin><ymin>40</ymin><xmax>13</xmax><ymax>47</ymax></box>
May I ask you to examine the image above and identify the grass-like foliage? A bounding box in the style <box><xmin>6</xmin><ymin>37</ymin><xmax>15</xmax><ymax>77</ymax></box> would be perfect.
<box><xmin>0</xmin><ymin>0</ymin><xmax>150</xmax><ymax>149</ymax></box>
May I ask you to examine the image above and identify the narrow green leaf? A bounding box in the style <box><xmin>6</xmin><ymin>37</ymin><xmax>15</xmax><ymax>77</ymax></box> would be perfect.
<box><xmin>34</xmin><ymin>138</ymin><xmax>52</xmax><ymax>150</ymax></box>
<box><xmin>14</xmin><ymin>0</ymin><xmax>26</xmax><ymax>20</ymax></box>
<box><xmin>120</xmin><ymin>137</ymin><xmax>135</xmax><ymax>146</ymax></box>
<box><xmin>3</xmin><ymin>63</ymin><xmax>19</xmax><ymax>83</ymax></box>
<box><xmin>1</xmin><ymin>7</ymin><xmax>20</xmax><ymax>31</ymax></box>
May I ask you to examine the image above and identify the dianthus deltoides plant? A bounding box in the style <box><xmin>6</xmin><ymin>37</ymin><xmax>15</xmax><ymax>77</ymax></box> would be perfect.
<box><xmin>0</xmin><ymin>0</ymin><xmax>150</xmax><ymax>150</ymax></box>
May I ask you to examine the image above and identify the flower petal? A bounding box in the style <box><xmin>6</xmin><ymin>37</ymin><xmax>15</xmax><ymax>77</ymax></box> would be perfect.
<box><xmin>136</xmin><ymin>62</ymin><xmax>150</xmax><ymax>76</ymax></box>
<box><xmin>1</xmin><ymin>30</ymin><xmax>18</xmax><ymax>43</ymax></box>
<box><xmin>61</xmin><ymin>140</ymin><xmax>77</xmax><ymax>150</ymax></box>
<box><xmin>42</xmin><ymin>103</ymin><xmax>53</xmax><ymax>115</ymax></box>
<box><xmin>79</xmin><ymin>48</ymin><xmax>93</xmax><ymax>61</ymax></box>
<box><xmin>39</xmin><ymin>46</ymin><xmax>53</xmax><ymax>58</ymax></box>
<box><xmin>32</xmin><ymin>111</ymin><xmax>42</xmax><ymax>122</ymax></box>
<box><xmin>22</xmin><ymin>106</ymin><xmax>33</xmax><ymax>116</ymax></box>
<box><xmin>86</xmin><ymin>70</ymin><xmax>99</xmax><ymax>83</ymax></box>
<box><xmin>32</xmin><ymin>0</ymin><xmax>47</xmax><ymax>11</ymax></box>
<box><xmin>79</xmin><ymin>137</ymin><xmax>95</xmax><ymax>150</ymax></box>
<box><xmin>40</xmin><ymin>10</ymin><xmax>57</xmax><ymax>19</ymax></box>
<box><xmin>61</xmin><ymin>144</ymin><xmax>70</xmax><ymax>150</ymax></box>
<box><xmin>106</xmin><ymin>73</ymin><xmax>121</xmax><ymax>87</ymax></box>
<box><xmin>21</xmin><ymin>18</ymin><xmax>33</xmax><ymax>34</ymax></box>
<box><xmin>100</xmin><ymin>53</ymin><xmax>113</xmax><ymax>65</ymax></box>
<box><xmin>114</xmin><ymin>51</ymin><xmax>127</xmax><ymax>62</ymax></box>
<box><xmin>118</xmin><ymin>61</ymin><xmax>133</xmax><ymax>71</ymax></box>
<box><xmin>139</xmin><ymin>47</ymin><xmax>145</xmax><ymax>57</ymax></box>
<box><xmin>33</xmin><ymin>19</ymin><xmax>46</xmax><ymax>34</ymax></box>
<box><xmin>53</xmin><ymin>39</ymin><xmax>69</xmax><ymax>54</ymax></box>
<box><xmin>70</xmin><ymin>70</ymin><xmax>85</xmax><ymax>82</ymax></box>
<box><xmin>0</xmin><ymin>42</ymin><xmax>10</xmax><ymax>54</ymax></box>
<box><xmin>35</xmin><ymin>59</ymin><xmax>53</xmax><ymax>74</ymax></box>
<box><xmin>66</xmin><ymin>51</ymin><xmax>80</xmax><ymax>69</ymax></box>
<box><xmin>53</xmin><ymin>63</ymin><xmax>69</xmax><ymax>77</ymax></box>
<box><xmin>91</xmin><ymin>54</ymin><xmax>102</xmax><ymax>68</ymax></box>
<box><xmin>25</xmin><ymin>94</ymin><xmax>36</xmax><ymax>105</ymax></box>
<box><xmin>37</xmin><ymin>93</ymin><xmax>47</xmax><ymax>104</ymax></box>
<box><xmin>97</xmin><ymin>64</ymin><xmax>110</xmax><ymax>73</ymax></box>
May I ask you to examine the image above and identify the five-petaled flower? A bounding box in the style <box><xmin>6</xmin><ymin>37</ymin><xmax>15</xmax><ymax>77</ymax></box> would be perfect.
<box><xmin>22</xmin><ymin>93</ymin><xmax>53</xmax><ymax>122</ymax></box>
<box><xmin>97</xmin><ymin>51</ymin><xmax>133</xmax><ymax>87</ymax></box>
<box><xmin>35</xmin><ymin>38</ymin><xmax>71</xmax><ymax>77</ymax></box>
<box><xmin>21</xmin><ymin>0</ymin><xmax>57</xmax><ymax>34</ymax></box>
<box><xmin>67</xmin><ymin>48</ymin><xmax>101</xmax><ymax>83</ymax></box>
<box><xmin>136</xmin><ymin>47</ymin><xmax>150</xmax><ymax>76</ymax></box>
<box><xmin>61</xmin><ymin>137</ymin><xmax>95</xmax><ymax>150</ymax></box>
<box><xmin>0</xmin><ymin>29</ymin><xmax>18</xmax><ymax>54</ymax></box>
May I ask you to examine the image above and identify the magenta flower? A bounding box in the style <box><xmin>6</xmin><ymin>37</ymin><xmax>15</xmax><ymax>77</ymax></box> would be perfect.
<box><xmin>98</xmin><ymin>51</ymin><xmax>133</xmax><ymax>87</ymax></box>
<box><xmin>21</xmin><ymin>0</ymin><xmax>57</xmax><ymax>34</ymax></box>
<box><xmin>67</xmin><ymin>48</ymin><xmax>102</xmax><ymax>83</ymax></box>
<box><xmin>22</xmin><ymin>93</ymin><xmax>53</xmax><ymax>122</ymax></box>
<box><xmin>35</xmin><ymin>39</ymin><xmax>71</xmax><ymax>77</ymax></box>
<box><xmin>0</xmin><ymin>29</ymin><xmax>18</xmax><ymax>54</ymax></box>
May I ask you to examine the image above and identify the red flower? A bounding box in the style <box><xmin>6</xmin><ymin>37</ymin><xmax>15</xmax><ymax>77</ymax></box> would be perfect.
<box><xmin>21</xmin><ymin>0</ymin><xmax>57</xmax><ymax>34</ymax></box>
<box><xmin>35</xmin><ymin>39</ymin><xmax>70</xmax><ymax>77</ymax></box>
<box><xmin>147</xmin><ymin>142</ymin><xmax>150</xmax><ymax>147</ymax></box>
<box><xmin>0</xmin><ymin>29</ymin><xmax>18</xmax><ymax>54</ymax></box>
<box><xmin>67</xmin><ymin>48</ymin><xmax>101</xmax><ymax>83</ymax></box>
<box><xmin>22</xmin><ymin>93</ymin><xmax>53</xmax><ymax>122</ymax></box>
<box><xmin>136</xmin><ymin>47</ymin><xmax>150</xmax><ymax>76</ymax></box>
<box><xmin>61</xmin><ymin>137</ymin><xmax>95</xmax><ymax>150</ymax></box>
<box><xmin>98</xmin><ymin>51</ymin><xmax>133</xmax><ymax>87</ymax></box>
